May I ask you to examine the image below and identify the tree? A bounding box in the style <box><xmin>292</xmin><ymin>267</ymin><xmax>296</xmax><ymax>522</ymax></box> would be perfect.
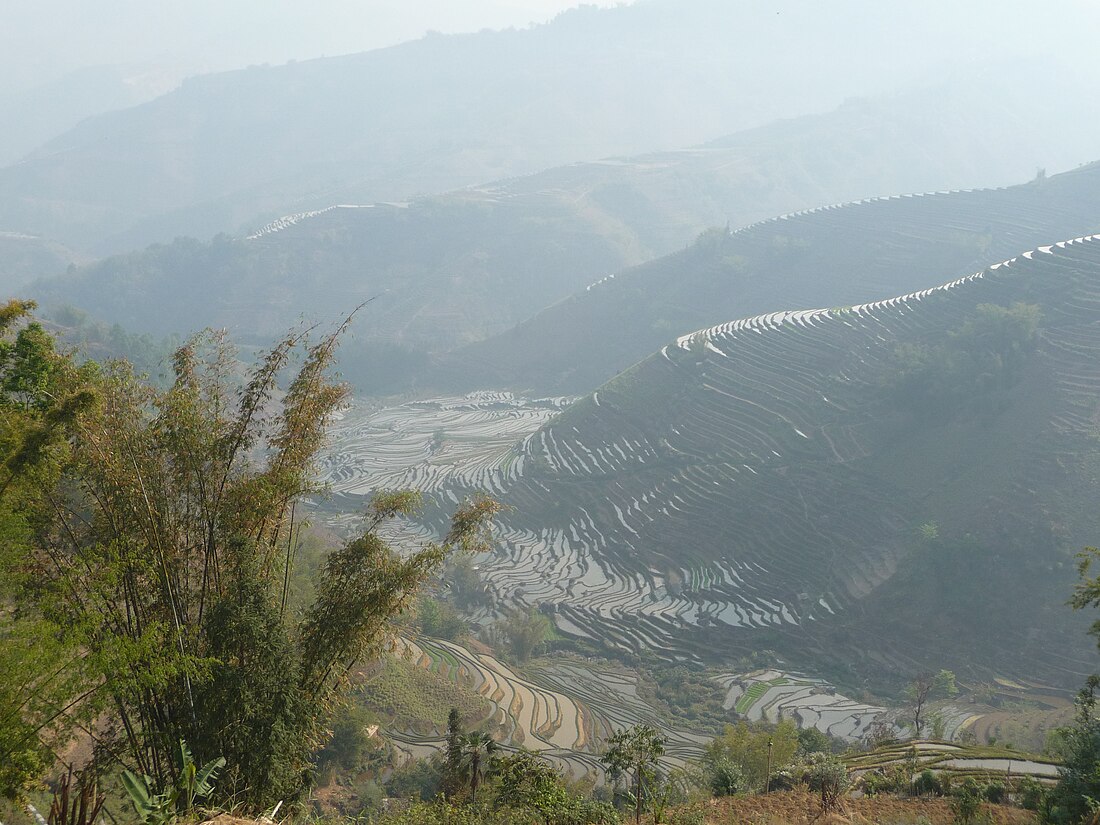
<box><xmin>1071</xmin><ymin>547</ymin><xmax>1100</xmax><ymax>643</ymax></box>
<box><xmin>459</xmin><ymin>732</ymin><xmax>498</xmax><ymax>803</ymax></box>
<box><xmin>906</xmin><ymin>670</ymin><xmax>957</xmax><ymax>737</ymax></box>
<box><xmin>0</xmin><ymin>301</ymin><xmax>98</xmax><ymax>799</ymax></box>
<box><xmin>501</xmin><ymin>606</ymin><xmax>552</xmax><ymax>663</ymax></box>
<box><xmin>796</xmin><ymin>727</ymin><xmax>831</xmax><ymax>756</ymax></box>
<box><xmin>704</xmin><ymin>756</ymin><xmax>746</xmax><ymax>797</ymax></box>
<box><xmin>444</xmin><ymin>708</ymin><xmax>465</xmax><ymax>796</ymax></box>
<box><xmin>1042</xmin><ymin>678</ymin><xmax>1100</xmax><ymax>824</ymax></box>
<box><xmin>804</xmin><ymin>752</ymin><xmax>850</xmax><ymax>813</ymax></box>
<box><xmin>703</xmin><ymin>719</ymin><xmax>799</xmax><ymax>791</ymax></box>
<box><xmin>602</xmin><ymin>724</ymin><xmax>664</xmax><ymax>825</ymax></box>
<box><xmin>447</xmin><ymin>556</ymin><xmax>485</xmax><ymax>609</ymax></box>
<box><xmin>17</xmin><ymin>323</ymin><xmax>502</xmax><ymax>809</ymax></box>
<box><xmin>417</xmin><ymin>597</ymin><xmax>465</xmax><ymax>640</ymax></box>
<box><xmin>494</xmin><ymin>750</ymin><xmax>569</xmax><ymax>825</ymax></box>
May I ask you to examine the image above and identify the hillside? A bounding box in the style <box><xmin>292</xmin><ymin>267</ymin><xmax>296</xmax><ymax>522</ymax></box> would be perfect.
<box><xmin>1</xmin><ymin>1</ymin><xmax>1098</xmax><ymax>255</ymax></box>
<box><xmin>26</xmin><ymin>103</ymin><xmax>1100</xmax><ymax>368</ymax></box>
<box><xmin>328</xmin><ymin>235</ymin><xmax>1100</xmax><ymax>689</ymax></box>
<box><xmin>0</xmin><ymin>231</ymin><xmax>82</xmax><ymax>289</ymax></box>
<box><xmin>447</xmin><ymin>161</ymin><xmax>1100</xmax><ymax>394</ymax></box>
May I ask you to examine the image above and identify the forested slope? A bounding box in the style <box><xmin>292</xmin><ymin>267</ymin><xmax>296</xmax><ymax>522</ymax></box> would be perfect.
<box><xmin>447</xmin><ymin>162</ymin><xmax>1100</xmax><ymax>394</ymax></box>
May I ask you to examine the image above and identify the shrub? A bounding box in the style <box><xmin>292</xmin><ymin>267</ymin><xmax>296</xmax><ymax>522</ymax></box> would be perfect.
<box><xmin>949</xmin><ymin>779</ymin><xmax>983</xmax><ymax>825</ymax></box>
<box><xmin>805</xmin><ymin>752</ymin><xmax>850</xmax><ymax>812</ymax></box>
<box><xmin>913</xmin><ymin>769</ymin><xmax>943</xmax><ymax>797</ymax></box>
<box><xmin>982</xmin><ymin>781</ymin><xmax>1005</xmax><ymax>804</ymax></box>
<box><xmin>1016</xmin><ymin>776</ymin><xmax>1045</xmax><ymax>811</ymax></box>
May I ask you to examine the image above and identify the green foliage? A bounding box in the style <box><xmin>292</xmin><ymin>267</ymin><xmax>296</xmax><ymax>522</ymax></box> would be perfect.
<box><xmin>0</xmin><ymin>301</ymin><xmax>100</xmax><ymax>799</ymax></box>
<box><xmin>1071</xmin><ymin>547</ymin><xmax>1100</xmax><ymax>647</ymax></box>
<box><xmin>446</xmin><ymin>556</ymin><xmax>486</xmax><ymax>610</ymax></box>
<box><xmin>703</xmin><ymin>719</ymin><xmax>799</xmax><ymax>791</ymax></box>
<box><xmin>385</xmin><ymin>755</ymin><xmax>445</xmax><ymax>802</ymax></box>
<box><xmin>495</xmin><ymin>750</ymin><xmax>570</xmax><ymax>823</ymax></box>
<box><xmin>884</xmin><ymin>302</ymin><xmax>1041</xmax><ymax>420</ymax></box>
<box><xmin>796</xmin><ymin>726</ymin><xmax>831</xmax><ymax>756</ymax></box>
<box><xmin>501</xmin><ymin>607</ymin><xmax>552</xmax><ymax>663</ymax></box>
<box><xmin>121</xmin><ymin>739</ymin><xmax>225</xmax><ymax>825</ymax></box>
<box><xmin>316</xmin><ymin>704</ymin><xmax>379</xmax><ymax>773</ymax></box>
<box><xmin>804</xmin><ymin>752</ymin><xmax>850</xmax><ymax>812</ymax></box>
<box><xmin>649</xmin><ymin>666</ymin><xmax>726</xmax><ymax>723</ymax></box>
<box><xmin>8</xmin><ymin>319</ymin><xmax>502</xmax><ymax>812</ymax></box>
<box><xmin>417</xmin><ymin>597</ymin><xmax>466</xmax><ymax>640</ymax></box>
<box><xmin>1042</xmin><ymin>675</ymin><xmax>1100</xmax><ymax>824</ymax></box>
<box><xmin>913</xmin><ymin>769</ymin><xmax>943</xmax><ymax>797</ymax></box>
<box><xmin>602</xmin><ymin>724</ymin><xmax>664</xmax><ymax>824</ymax></box>
<box><xmin>1017</xmin><ymin>776</ymin><xmax>1046</xmax><ymax>811</ymax></box>
<box><xmin>459</xmin><ymin>731</ymin><xmax>499</xmax><ymax>802</ymax></box>
<box><xmin>949</xmin><ymin>778</ymin><xmax>984</xmax><ymax>825</ymax></box>
<box><xmin>704</xmin><ymin>756</ymin><xmax>746</xmax><ymax>797</ymax></box>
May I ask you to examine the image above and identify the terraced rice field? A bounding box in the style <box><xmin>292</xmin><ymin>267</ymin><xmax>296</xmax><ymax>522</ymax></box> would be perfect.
<box><xmin>447</xmin><ymin>234</ymin><xmax>1100</xmax><ymax>681</ymax></box>
<box><xmin>311</xmin><ymin>179</ymin><xmax>1100</xmax><ymax>689</ymax></box>
<box><xmin>717</xmin><ymin>670</ymin><xmax>884</xmax><ymax>740</ymax></box>
<box><xmin>388</xmin><ymin>637</ymin><xmax>712</xmax><ymax>779</ymax></box>
<box><xmin>846</xmin><ymin>742</ymin><xmax>1061</xmax><ymax>784</ymax></box>
<box><xmin>317</xmin><ymin>391</ymin><xmax>571</xmax><ymax>497</ymax></box>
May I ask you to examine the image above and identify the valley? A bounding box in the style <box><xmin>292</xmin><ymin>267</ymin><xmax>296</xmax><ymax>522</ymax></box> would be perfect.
<box><xmin>4</xmin><ymin>5</ymin><xmax>1100</xmax><ymax>820</ymax></box>
<box><xmin>314</xmin><ymin>232</ymin><xmax>1100</xmax><ymax>693</ymax></box>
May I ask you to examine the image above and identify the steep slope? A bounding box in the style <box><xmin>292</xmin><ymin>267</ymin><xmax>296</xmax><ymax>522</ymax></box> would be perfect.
<box><xmin>341</xmin><ymin>236</ymin><xmax>1100</xmax><ymax>688</ymax></box>
<box><xmin>448</xmin><ymin>162</ymin><xmax>1100</xmax><ymax>394</ymax></box>
<box><xmin>1</xmin><ymin>0</ymin><xmax>1098</xmax><ymax>253</ymax></box>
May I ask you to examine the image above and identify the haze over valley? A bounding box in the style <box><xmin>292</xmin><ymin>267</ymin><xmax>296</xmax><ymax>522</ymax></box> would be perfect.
<box><xmin>4</xmin><ymin>3</ymin><xmax>1100</xmax><ymax>823</ymax></box>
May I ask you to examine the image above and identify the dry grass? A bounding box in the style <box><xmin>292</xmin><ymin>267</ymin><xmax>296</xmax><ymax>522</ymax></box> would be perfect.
<box><xmin>701</xmin><ymin>789</ymin><xmax>1038</xmax><ymax>825</ymax></box>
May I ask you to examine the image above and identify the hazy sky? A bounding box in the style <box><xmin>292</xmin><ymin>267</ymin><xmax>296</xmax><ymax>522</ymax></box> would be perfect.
<box><xmin>1</xmin><ymin>0</ymin><xmax>626</xmax><ymax>93</ymax></box>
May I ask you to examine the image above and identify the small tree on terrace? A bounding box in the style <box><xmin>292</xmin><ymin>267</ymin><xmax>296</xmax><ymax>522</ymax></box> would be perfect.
<box><xmin>459</xmin><ymin>732</ymin><xmax>498</xmax><ymax>803</ymax></box>
<box><xmin>501</xmin><ymin>606</ymin><xmax>552</xmax><ymax>663</ymax></box>
<box><xmin>906</xmin><ymin>670</ymin><xmax>957</xmax><ymax>737</ymax></box>
<box><xmin>602</xmin><ymin>724</ymin><xmax>664</xmax><ymax>825</ymax></box>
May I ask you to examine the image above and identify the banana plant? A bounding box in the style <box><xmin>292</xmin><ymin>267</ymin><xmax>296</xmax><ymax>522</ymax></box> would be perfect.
<box><xmin>119</xmin><ymin>771</ymin><xmax>174</xmax><ymax>825</ymax></box>
<box><xmin>121</xmin><ymin>740</ymin><xmax>226</xmax><ymax>825</ymax></box>
<box><xmin>175</xmin><ymin>740</ymin><xmax>225</xmax><ymax>811</ymax></box>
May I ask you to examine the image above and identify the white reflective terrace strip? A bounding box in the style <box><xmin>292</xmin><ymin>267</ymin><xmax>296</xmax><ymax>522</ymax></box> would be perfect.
<box><xmin>673</xmin><ymin>234</ymin><xmax>1100</xmax><ymax>351</ymax></box>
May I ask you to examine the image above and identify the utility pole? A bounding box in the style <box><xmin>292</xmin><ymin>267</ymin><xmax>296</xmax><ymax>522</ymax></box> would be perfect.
<box><xmin>765</xmin><ymin>739</ymin><xmax>773</xmax><ymax>794</ymax></box>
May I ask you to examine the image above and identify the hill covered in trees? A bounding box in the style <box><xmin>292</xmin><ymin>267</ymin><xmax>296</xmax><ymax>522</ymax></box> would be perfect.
<box><xmin>444</xmin><ymin>161</ymin><xmax>1100</xmax><ymax>395</ymax></box>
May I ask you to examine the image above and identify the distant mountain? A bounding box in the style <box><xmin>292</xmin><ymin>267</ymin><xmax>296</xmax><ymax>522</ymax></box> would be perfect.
<box><xmin>0</xmin><ymin>64</ymin><xmax>172</xmax><ymax>167</ymax></box>
<box><xmin>407</xmin><ymin>235</ymin><xmax>1100</xmax><ymax>688</ymax></box>
<box><xmin>447</xmin><ymin>161</ymin><xmax>1100</xmax><ymax>394</ymax></box>
<box><xmin>0</xmin><ymin>232</ymin><xmax>82</xmax><ymax>290</ymax></box>
<box><xmin>1</xmin><ymin>0</ymin><xmax>1097</xmax><ymax>254</ymax></box>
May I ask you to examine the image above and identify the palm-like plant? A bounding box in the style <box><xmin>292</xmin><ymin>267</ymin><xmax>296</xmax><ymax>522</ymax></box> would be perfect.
<box><xmin>460</xmin><ymin>732</ymin><xmax>498</xmax><ymax>802</ymax></box>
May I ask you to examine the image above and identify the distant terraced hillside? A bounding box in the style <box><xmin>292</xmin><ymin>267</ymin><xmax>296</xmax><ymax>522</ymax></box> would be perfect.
<box><xmin>447</xmin><ymin>162</ymin><xmax>1100</xmax><ymax>394</ymax></box>
<box><xmin>347</xmin><ymin>235</ymin><xmax>1100</xmax><ymax>689</ymax></box>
